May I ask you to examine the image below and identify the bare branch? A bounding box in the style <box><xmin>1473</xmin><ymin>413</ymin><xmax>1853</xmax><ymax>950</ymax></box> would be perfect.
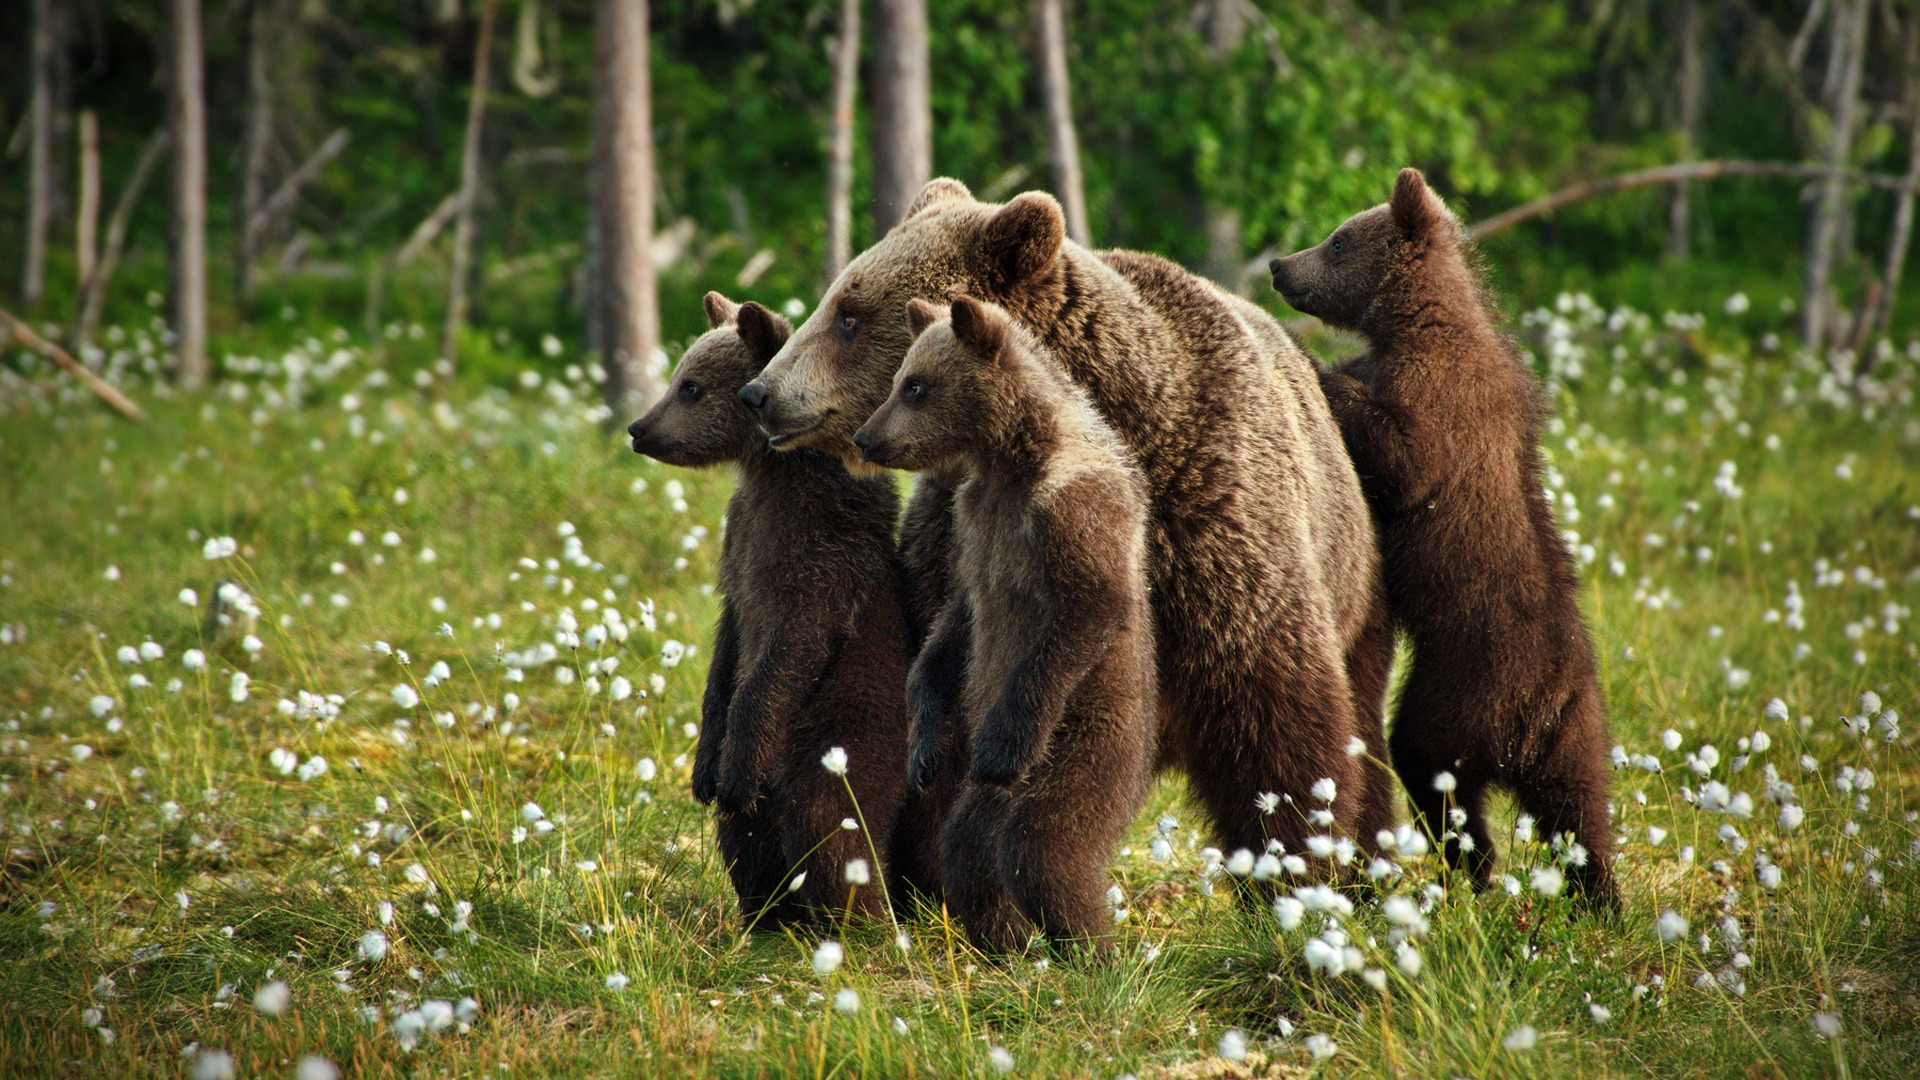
<box><xmin>2</xmin><ymin>307</ymin><xmax>147</xmax><ymax>421</ymax></box>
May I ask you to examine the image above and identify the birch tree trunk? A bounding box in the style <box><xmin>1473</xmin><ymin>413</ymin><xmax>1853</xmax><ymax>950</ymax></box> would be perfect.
<box><xmin>1865</xmin><ymin>12</ymin><xmax>1920</xmax><ymax>355</ymax></box>
<box><xmin>1201</xmin><ymin>0</ymin><xmax>1247</xmax><ymax>289</ymax></box>
<box><xmin>77</xmin><ymin>109</ymin><xmax>100</xmax><ymax>295</ymax></box>
<box><xmin>443</xmin><ymin>0</ymin><xmax>498</xmax><ymax>365</ymax></box>
<box><xmin>825</xmin><ymin>0</ymin><xmax>861</xmax><ymax>282</ymax></box>
<box><xmin>871</xmin><ymin>0</ymin><xmax>931</xmax><ymax>235</ymax></box>
<box><xmin>238</xmin><ymin>0</ymin><xmax>280</xmax><ymax>303</ymax></box>
<box><xmin>22</xmin><ymin>0</ymin><xmax>56</xmax><ymax>309</ymax></box>
<box><xmin>1668</xmin><ymin>0</ymin><xmax>1702</xmax><ymax>261</ymax></box>
<box><xmin>170</xmin><ymin>0</ymin><xmax>210</xmax><ymax>387</ymax></box>
<box><xmin>76</xmin><ymin>130</ymin><xmax>169</xmax><ymax>346</ymax></box>
<box><xmin>1801</xmin><ymin>0</ymin><xmax>1869</xmax><ymax>349</ymax></box>
<box><xmin>1037</xmin><ymin>0</ymin><xmax>1089</xmax><ymax>247</ymax></box>
<box><xmin>594</xmin><ymin>0</ymin><xmax>659</xmax><ymax>416</ymax></box>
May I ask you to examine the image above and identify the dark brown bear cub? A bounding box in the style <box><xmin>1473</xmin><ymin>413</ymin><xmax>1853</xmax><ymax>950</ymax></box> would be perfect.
<box><xmin>852</xmin><ymin>295</ymin><xmax>1157</xmax><ymax>952</ymax></box>
<box><xmin>628</xmin><ymin>292</ymin><xmax>919</xmax><ymax>927</ymax></box>
<box><xmin>1269</xmin><ymin>169</ymin><xmax>1619</xmax><ymax>907</ymax></box>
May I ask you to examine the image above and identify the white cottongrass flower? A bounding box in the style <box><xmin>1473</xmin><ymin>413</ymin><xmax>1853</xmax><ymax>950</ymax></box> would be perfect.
<box><xmin>635</xmin><ymin>758</ymin><xmax>657</xmax><ymax>782</ymax></box>
<box><xmin>202</xmin><ymin>537</ymin><xmax>238</xmax><ymax>560</ymax></box>
<box><xmin>358</xmin><ymin>929</ymin><xmax>389</xmax><ymax>962</ymax></box>
<box><xmin>117</xmin><ymin>645</ymin><xmax>140</xmax><ymax>665</ymax></box>
<box><xmin>241</xmin><ymin>634</ymin><xmax>263</xmax><ymax>654</ymax></box>
<box><xmin>391</xmin><ymin>684</ymin><xmax>419</xmax><ymax>709</ymax></box>
<box><xmin>253</xmin><ymin>980</ymin><xmax>290</xmax><ymax>1016</ymax></box>
<box><xmin>1765</xmin><ymin>697</ymin><xmax>1789</xmax><ymax>722</ymax></box>
<box><xmin>1254</xmin><ymin>791</ymin><xmax>1280</xmax><ymax>815</ymax></box>
<box><xmin>179</xmin><ymin>588</ymin><xmax>199</xmax><ymax>606</ymax></box>
<box><xmin>1662</xmin><ymin>729</ymin><xmax>1683</xmax><ymax>751</ymax></box>
<box><xmin>1647</xmin><ymin>826</ymin><xmax>1668</xmax><ymax>845</ymax></box>
<box><xmin>1657</xmin><ymin>909</ymin><xmax>1689</xmax><ymax>943</ymax></box>
<box><xmin>297</xmin><ymin>756</ymin><xmax>328</xmax><ymax>781</ymax></box>
<box><xmin>892</xmin><ymin>1016</ymin><xmax>910</xmax><ymax>1036</ymax></box>
<box><xmin>193</xmin><ymin>1050</ymin><xmax>236</xmax><ymax>1080</ymax></box>
<box><xmin>812</xmin><ymin>940</ymin><xmax>844</xmax><ymax>975</ymax></box>
<box><xmin>1503</xmin><ymin>1025</ymin><xmax>1538</xmax><ymax>1052</ymax></box>
<box><xmin>988</xmin><ymin>1046</ymin><xmax>1015</xmax><ymax>1073</ymax></box>
<box><xmin>1432</xmin><ymin>771</ymin><xmax>1457</xmax><ymax>793</ymax></box>
<box><xmin>1778</xmin><ymin>804</ymin><xmax>1805</xmax><ymax>831</ymax></box>
<box><xmin>1218</xmin><ymin>1029</ymin><xmax>1248</xmax><ymax>1062</ymax></box>
<box><xmin>1395</xmin><ymin>941</ymin><xmax>1423</xmax><ymax>978</ymax></box>
<box><xmin>1531</xmin><ymin>867</ymin><xmax>1565</xmax><ymax>897</ymax></box>
<box><xmin>391</xmin><ymin>1010</ymin><xmax>425</xmax><ymax>1052</ymax></box>
<box><xmin>660</xmin><ymin>640</ymin><xmax>686</xmax><ymax>668</ymax></box>
<box><xmin>1305</xmin><ymin>1033</ymin><xmax>1338</xmax><ymax>1061</ymax></box>
<box><xmin>70</xmin><ymin>744</ymin><xmax>93</xmax><ymax>762</ymax></box>
<box><xmin>229</xmin><ymin>672</ymin><xmax>250</xmax><ymax>702</ymax></box>
<box><xmin>1812</xmin><ymin>1011</ymin><xmax>1842</xmax><ymax>1038</ymax></box>
<box><xmin>89</xmin><ymin>695</ymin><xmax>114</xmax><ymax>718</ymax></box>
<box><xmin>844</xmin><ymin>859</ymin><xmax>871</xmax><ymax>886</ymax></box>
<box><xmin>821</xmin><ymin>746</ymin><xmax>849</xmax><ymax>775</ymax></box>
<box><xmin>294</xmin><ymin>1056</ymin><xmax>339</xmax><ymax>1080</ymax></box>
<box><xmin>1273</xmin><ymin>896</ymin><xmax>1305</xmax><ymax>931</ymax></box>
<box><xmin>833</xmin><ymin>988</ymin><xmax>861</xmax><ymax>1014</ymax></box>
<box><xmin>1311</xmin><ymin>777</ymin><xmax>1338</xmax><ymax>803</ymax></box>
<box><xmin>610</xmin><ymin>676</ymin><xmax>632</xmax><ymax>701</ymax></box>
<box><xmin>605</xmin><ymin>971</ymin><xmax>630</xmax><ymax>991</ymax></box>
<box><xmin>1225</xmin><ymin>849</ymin><xmax>1256</xmax><ymax>876</ymax></box>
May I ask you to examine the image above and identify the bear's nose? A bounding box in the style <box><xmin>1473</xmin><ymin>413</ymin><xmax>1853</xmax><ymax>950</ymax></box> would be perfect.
<box><xmin>737</xmin><ymin>382</ymin><xmax>769</xmax><ymax>411</ymax></box>
<box><xmin>1268</xmin><ymin>258</ymin><xmax>1283</xmax><ymax>276</ymax></box>
<box><xmin>626</xmin><ymin>418</ymin><xmax>646</xmax><ymax>439</ymax></box>
<box><xmin>851</xmin><ymin>429</ymin><xmax>872</xmax><ymax>450</ymax></box>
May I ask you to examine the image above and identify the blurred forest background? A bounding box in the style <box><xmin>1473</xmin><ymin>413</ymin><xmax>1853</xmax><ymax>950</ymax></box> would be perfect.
<box><xmin>4</xmin><ymin>0</ymin><xmax>1920</xmax><ymax>407</ymax></box>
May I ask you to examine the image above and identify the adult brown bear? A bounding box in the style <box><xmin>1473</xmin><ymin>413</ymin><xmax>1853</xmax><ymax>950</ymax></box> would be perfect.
<box><xmin>738</xmin><ymin>180</ymin><xmax>1396</xmax><ymax>872</ymax></box>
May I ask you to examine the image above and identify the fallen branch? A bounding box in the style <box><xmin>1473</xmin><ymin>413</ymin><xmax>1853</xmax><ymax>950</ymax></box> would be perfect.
<box><xmin>244</xmin><ymin>127</ymin><xmax>349</xmax><ymax>246</ymax></box>
<box><xmin>1466</xmin><ymin>159</ymin><xmax>1920</xmax><ymax>241</ymax></box>
<box><xmin>394</xmin><ymin>189</ymin><xmax>467</xmax><ymax>268</ymax></box>
<box><xmin>2</xmin><ymin>307</ymin><xmax>147</xmax><ymax>421</ymax></box>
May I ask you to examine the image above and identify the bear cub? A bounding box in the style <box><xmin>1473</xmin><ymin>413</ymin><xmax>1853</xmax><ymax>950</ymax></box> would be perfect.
<box><xmin>1269</xmin><ymin>169</ymin><xmax>1619</xmax><ymax>907</ymax></box>
<box><xmin>852</xmin><ymin>295</ymin><xmax>1157</xmax><ymax>952</ymax></box>
<box><xmin>628</xmin><ymin>292</ymin><xmax>919</xmax><ymax>927</ymax></box>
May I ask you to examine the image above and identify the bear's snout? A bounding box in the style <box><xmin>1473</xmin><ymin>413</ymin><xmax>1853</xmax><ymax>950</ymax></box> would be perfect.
<box><xmin>626</xmin><ymin>417</ymin><xmax>648</xmax><ymax>453</ymax></box>
<box><xmin>737</xmin><ymin>381</ymin><xmax>769</xmax><ymax>411</ymax></box>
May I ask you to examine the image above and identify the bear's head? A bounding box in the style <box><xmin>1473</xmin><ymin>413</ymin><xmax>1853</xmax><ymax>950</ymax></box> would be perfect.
<box><xmin>627</xmin><ymin>292</ymin><xmax>791</xmax><ymax>467</ymax></box>
<box><xmin>851</xmin><ymin>295</ymin><xmax>1017</xmax><ymax>472</ymax></box>
<box><xmin>737</xmin><ymin>179</ymin><xmax>1066</xmax><ymax>464</ymax></box>
<box><xmin>1268</xmin><ymin>168</ymin><xmax>1454</xmax><ymax>331</ymax></box>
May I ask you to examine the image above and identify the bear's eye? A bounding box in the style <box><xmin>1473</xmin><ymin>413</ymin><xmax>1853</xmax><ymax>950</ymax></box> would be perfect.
<box><xmin>1330</xmin><ymin>236</ymin><xmax>1345</xmax><ymax>254</ymax></box>
<box><xmin>903</xmin><ymin>378</ymin><xmax>927</xmax><ymax>402</ymax></box>
<box><xmin>837</xmin><ymin>313</ymin><xmax>859</xmax><ymax>334</ymax></box>
<box><xmin>679</xmin><ymin>381</ymin><xmax>702</xmax><ymax>402</ymax></box>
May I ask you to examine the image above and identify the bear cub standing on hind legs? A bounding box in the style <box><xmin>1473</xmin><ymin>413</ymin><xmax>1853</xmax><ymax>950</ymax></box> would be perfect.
<box><xmin>1269</xmin><ymin>169</ymin><xmax>1620</xmax><ymax>908</ymax></box>
<box><xmin>627</xmin><ymin>292</ymin><xmax>920</xmax><ymax>927</ymax></box>
<box><xmin>852</xmin><ymin>295</ymin><xmax>1157</xmax><ymax>953</ymax></box>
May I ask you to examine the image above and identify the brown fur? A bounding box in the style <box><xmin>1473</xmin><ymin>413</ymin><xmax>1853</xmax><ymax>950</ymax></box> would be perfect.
<box><xmin>627</xmin><ymin>292</ymin><xmax>925</xmax><ymax>925</ymax></box>
<box><xmin>1270</xmin><ymin>169</ymin><xmax>1619</xmax><ymax>907</ymax></box>
<box><xmin>739</xmin><ymin>180</ymin><xmax>1394</xmax><ymax>878</ymax></box>
<box><xmin>853</xmin><ymin>296</ymin><xmax>1156</xmax><ymax>951</ymax></box>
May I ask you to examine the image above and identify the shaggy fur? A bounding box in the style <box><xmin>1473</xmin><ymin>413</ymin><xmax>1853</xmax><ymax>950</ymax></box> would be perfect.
<box><xmin>1269</xmin><ymin>169</ymin><xmax>1619</xmax><ymax>907</ymax></box>
<box><xmin>627</xmin><ymin>293</ymin><xmax>924</xmax><ymax>925</ymax></box>
<box><xmin>854</xmin><ymin>296</ymin><xmax>1156</xmax><ymax>951</ymax></box>
<box><xmin>739</xmin><ymin>179</ymin><xmax>1395</xmax><ymax>874</ymax></box>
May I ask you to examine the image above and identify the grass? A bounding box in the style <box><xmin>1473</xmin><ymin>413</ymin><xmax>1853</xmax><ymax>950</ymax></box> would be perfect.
<box><xmin>0</xmin><ymin>292</ymin><xmax>1917</xmax><ymax>1079</ymax></box>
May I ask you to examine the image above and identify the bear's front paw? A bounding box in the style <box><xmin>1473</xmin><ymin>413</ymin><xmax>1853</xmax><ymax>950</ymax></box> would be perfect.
<box><xmin>690</xmin><ymin>746</ymin><xmax>723</xmax><ymax>806</ymax></box>
<box><xmin>907</xmin><ymin>729</ymin><xmax>943</xmax><ymax>792</ymax></box>
<box><xmin>712</xmin><ymin>764</ymin><xmax>762</xmax><ymax>816</ymax></box>
<box><xmin>968</xmin><ymin>739</ymin><xmax>1025</xmax><ymax>789</ymax></box>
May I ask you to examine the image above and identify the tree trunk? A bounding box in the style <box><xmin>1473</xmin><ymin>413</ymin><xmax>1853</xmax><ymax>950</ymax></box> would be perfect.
<box><xmin>22</xmin><ymin>0</ymin><xmax>56</xmax><ymax>309</ymax></box>
<box><xmin>443</xmin><ymin>0</ymin><xmax>498</xmax><ymax>365</ymax></box>
<box><xmin>77</xmin><ymin>109</ymin><xmax>100</xmax><ymax>294</ymax></box>
<box><xmin>594</xmin><ymin>0</ymin><xmax>659</xmax><ymax>417</ymax></box>
<box><xmin>1037</xmin><ymin>0</ymin><xmax>1089</xmax><ymax>247</ymax></box>
<box><xmin>238</xmin><ymin>0</ymin><xmax>279</xmax><ymax>304</ymax></box>
<box><xmin>75</xmin><ymin>130</ymin><xmax>170</xmax><ymax>345</ymax></box>
<box><xmin>1201</xmin><ymin>0</ymin><xmax>1247</xmax><ymax>288</ymax></box>
<box><xmin>170</xmin><ymin>0</ymin><xmax>209</xmax><ymax>387</ymax></box>
<box><xmin>870</xmin><ymin>0</ymin><xmax>931</xmax><ymax>235</ymax></box>
<box><xmin>1668</xmin><ymin>0</ymin><xmax>1702</xmax><ymax>261</ymax></box>
<box><xmin>1864</xmin><ymin>12</ymin><xmax>1920</xmax><ymax>358</ymax></box>
<box><xmin>1801</xmin><ymin>0</ymin><xmax>1870</xmax><ymax>349</ymax></box>
<box><xmin>824</xmin><ymin>0</ymin><xmax>861</xmax><ymax>282</ymax></box>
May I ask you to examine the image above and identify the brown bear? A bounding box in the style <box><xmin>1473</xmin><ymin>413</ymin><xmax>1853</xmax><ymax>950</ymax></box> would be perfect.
<box><xmin>627</xmin><ymin>292</ymin><xmax>927</xmax><ymax>926</ymax></box>
<box><xmin>736</xmin><ymin>179</ymin><xmax>1398</xmax><ymax>879</ymax></box>
<box><xmin>851</xmin><ymin>295</ymin><xmax>1157</xmax><ymax>952</ymax></box>
<box><xmin>1268</xmin><ymin>168</ymin><xmax>1619</xmax><ymax>907</ymax></box>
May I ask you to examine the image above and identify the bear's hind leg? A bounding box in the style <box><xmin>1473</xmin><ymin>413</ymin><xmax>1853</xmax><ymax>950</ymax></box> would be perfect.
<box><xmin>1346</xmin><ymin>584</ymin><xmax>1401</xmax><ymax>856</ymax></box>
<box><xmin>1510</xmin><ymin>684</ymin><xmax>1620</xmax><ymax>911</ymax></box>
<box><xmin>718</xmin><ymin>808</ymin><xmax>802</xmax><ymax>930</ymax></box>
<box><xmin>941</xmin><ymin>783</ymin><xmax>1030</xmax><ymax>953</ymax></box>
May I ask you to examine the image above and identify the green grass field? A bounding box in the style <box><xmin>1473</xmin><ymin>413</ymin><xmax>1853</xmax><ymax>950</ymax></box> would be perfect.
<box><xmin>1</xmin><ymin>294</ymin><xmax>1916</xmax><ymax>1079</ymax></box>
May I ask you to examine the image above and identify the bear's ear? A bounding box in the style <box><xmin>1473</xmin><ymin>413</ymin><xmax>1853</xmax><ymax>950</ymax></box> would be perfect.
<box><xmin>906</xmin><ymin>298</ymin><xmax>948</xmax><ymax>340</ymax></box>
<box><xmin>734</xmin><ymin>302</ymin><xmax>792</xmax><ymax>364</ymax></box>
<box><xmin>703</xmin><ymin>291</ymin><xmax>740</xmax><ymax>330</ymax></box>
<box><xmin>905</xmin><ymin>178</ymin><xmax>974</xmax><ymax>219</ymax></box>
<box><xmin>1389</xmin><ymin>168</ymin><xmax>1445</xmax><ymax>241</ymax></box>
<box><xmin>948</xmin><ymin>296</ymin><xmax>1008</xmax><ymax>362</ymax></box>
<box><xmin>981</xmin><ymin>192</ymin><xmax>1065</xmax><ymax>288</ymax></box>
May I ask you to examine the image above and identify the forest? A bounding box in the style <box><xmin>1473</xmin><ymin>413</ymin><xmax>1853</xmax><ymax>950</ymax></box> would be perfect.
<box><xmin>1</xmin><ymin>3</ymin><xmax>1918</xmax><ymax>1080</ymax></box>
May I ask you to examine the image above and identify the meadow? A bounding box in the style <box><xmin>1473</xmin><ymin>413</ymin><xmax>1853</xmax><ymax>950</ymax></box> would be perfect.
<box><xmin>0</xmin><ymin>293</ymin><xmax>1916</xmax><ymax>1079</ymax></box>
